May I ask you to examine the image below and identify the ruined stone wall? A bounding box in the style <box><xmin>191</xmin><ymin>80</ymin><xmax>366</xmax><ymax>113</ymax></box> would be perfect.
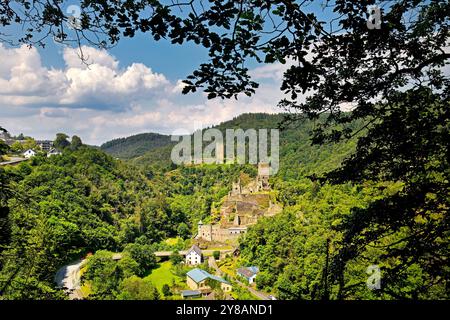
<box><xmin>198</xmin><ymin>223</ymin><xmax>247</xmax><ymax>243</ymax></box>
<box><xmin>198</xmin><ymin>224</ymin><xmax>213</xmax><ymax>242</ymax></box>
<box><xmin>198</xmin><ymin>166</ymin><xmax>281</xmax><ymax>244</ymax></box>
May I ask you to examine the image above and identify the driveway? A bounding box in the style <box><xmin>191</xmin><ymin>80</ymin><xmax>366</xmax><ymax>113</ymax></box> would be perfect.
<box><xmin>233</xmin><ymin>277</ymin><xmax>271</xmax><ymax>300</ymax></box>
<box><xmin>0</xmin><ymin>157</ymin><xmax>27</xmax><ymax>166</ymax></box>
<box><xmin>54</xmin><ymin>259</ymin><xmax>86</xmax><ymax>300</ymax></box>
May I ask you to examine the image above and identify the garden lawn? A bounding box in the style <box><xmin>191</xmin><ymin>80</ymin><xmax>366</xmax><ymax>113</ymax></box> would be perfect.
<box><xmin>145</xmin><ymin>261</ymin><xmax>185</xmax><ymax>292</ymax></box>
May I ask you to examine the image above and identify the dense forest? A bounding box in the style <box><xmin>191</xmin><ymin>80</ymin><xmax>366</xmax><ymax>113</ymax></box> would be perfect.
<box><xmin>1</xmin><ymin>111</ymin><xmax>449</xmax><ymax>300</ymax></box>
<box><xmin>0</xmin><ymin>127</ymin><xmax>254</xmax><ymax>299</ymax></box>
<box><xmin>100</xmin><ymin>133</ymin><xmax>173</xmax><ymax>160</ymax></box>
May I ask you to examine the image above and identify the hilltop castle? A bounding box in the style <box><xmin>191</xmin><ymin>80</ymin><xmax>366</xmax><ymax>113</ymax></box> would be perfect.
<box><xmin>196</xmin><ymin>163</ymin><xmax>282</xmax><ymax>244</ymax></box>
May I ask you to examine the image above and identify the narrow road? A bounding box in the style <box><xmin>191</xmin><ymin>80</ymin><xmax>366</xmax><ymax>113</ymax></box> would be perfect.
<box><xmin>234</xmin><ymin>278</ymin><xmax>271</xmax><ymax>300</ymax></box>
<box><xmin>208</xmin><ymin>256</ymin><xmax>223</xmax><ymax>276</ymax></box>
<box><xmin>54</xmin><ymin>259</ymin><xmax>86</xmax><ymax>300</ymax></box>
<box><xmin>0</xmin><ymin>157</ymin><xmax>27</xmax><ymax>166</ymax></box>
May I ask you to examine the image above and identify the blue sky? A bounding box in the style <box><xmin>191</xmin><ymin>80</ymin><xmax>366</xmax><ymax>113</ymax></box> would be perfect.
<box><xmin>39</xmin><ymin>32</ymin><xmax>211</xmax><ymax>81</ymax></box>
<box><xmin>0</xmin><ymin>1</ymin><xmax>345</xmax><ymax>145</ymax></box>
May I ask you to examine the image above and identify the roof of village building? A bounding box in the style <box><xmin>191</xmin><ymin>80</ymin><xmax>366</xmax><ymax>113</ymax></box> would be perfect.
<box><xmin>237</xmin><ymin>266</ymin><xmax>259</xmax><ymax>278</ymax></box>
<box><xmin>187</xmin><ymin>268</ymin><xmax>210</xmax><ymax>283</ymax></box>
<box><xmin>187</xmin><ymin>268</ymin><xmax>230</xmax><ymax>285</ymax></box>
<box><xmin>181</xmin><ymin>290</ymin><xmax>202</xmax><ymax>298</ymax></box>
<box><xmin>187</xmin><ymin>244</ymin><xmax>202</xmax><ymax>256</ymax></box>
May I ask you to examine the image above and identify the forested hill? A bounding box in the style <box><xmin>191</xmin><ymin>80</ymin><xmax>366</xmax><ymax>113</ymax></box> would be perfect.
<box><xmin>1</xmin><ymin>112</ymin><xmax>447</xmax><ymax>300</ymax></box>
<box><xmin>100</xmin><ymin>132</ymin><xmax>172</xmax><ymax>159</ymax></box>
<box><xmin>121</xmin><ymin>113</ymin><xmax>358</xmax><ymax>178</ymax></box>
<box><xmin>0</xmin><ymin>142</ymin><xmax>254</xmax><ymax>299</ymax></box>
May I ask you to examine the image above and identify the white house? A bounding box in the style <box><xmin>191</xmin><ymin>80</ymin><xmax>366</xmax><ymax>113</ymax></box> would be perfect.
<box><xmin>236</xmin><ymin>266</ymin><xmax>259</xmax><ymax>284</ymax></box>
<box><xmin>23</xmin><ymin>149</ymin><xmax>36</xmax><ymax>158</ymax></box>
<box><xmin>47</xmin><ymin>148</ymin><xmax>62</xmax><ymax>157</ymax></box>
<box><xmin>185</xmin><ymin>244</ymin><xmax>202</xmax><ymax>266</ymax></box>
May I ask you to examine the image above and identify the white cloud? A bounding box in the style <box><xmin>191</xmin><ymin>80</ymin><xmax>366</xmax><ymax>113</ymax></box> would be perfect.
<box><xmin>0</xmin><ymin>44</ymin><xmax>286</xmax><ymax>145</ymax></box>
<box><xmin>250</xmin><ymin>62</ymin><xmax>290</xmax><ymax>81</ymax></box>
<box><xmin>0</xmin><ymin>44</ymin><xmax>169</xmax><ymax>110</ymax></box>
<box><xmin>63</xmin><ymin>46</ymin><xmax>119</xmax><ymax>70</ymax></box>
<box><xmin>0</xmin><ymin>45</ymin><xmax>67</xmax><ymax>98</ymax></box>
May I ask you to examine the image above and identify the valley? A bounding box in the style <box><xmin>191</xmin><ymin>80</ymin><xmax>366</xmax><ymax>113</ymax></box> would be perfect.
<box><xmin>1</xmin><ymin>112</ymin><xmax>448</xmax><ymax>300</ymax></box>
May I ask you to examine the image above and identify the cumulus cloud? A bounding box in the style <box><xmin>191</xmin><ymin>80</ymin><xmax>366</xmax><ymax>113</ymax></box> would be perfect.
<box><xmin>250</xmin><ymin>62</ymin><xmax>290</xmax><ymax>82</ymax></box>
<box><xmin>0</xmin><ymin>44</ymin><xmax>169</xmax><ymax>110</ymax></box>
<box><xmin>0</xmin><ymin>44</ymin><xmax>285</xmax><ymax>145</ymax></box>
<box><xmin>63</xmin><ymin>46</ymin><xmax>119</xmax><ymax>70</ymax></box>
<box><xmin>0</xmin><ymin>45</ymin><xmax>67</xmax><ymax>98</ymax></box>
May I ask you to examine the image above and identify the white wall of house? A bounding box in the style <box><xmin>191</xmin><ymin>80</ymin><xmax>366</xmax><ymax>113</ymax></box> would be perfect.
<box><xmin>186</xmin><ymin>251</ymin><xmax>202</xmax><ymax>265</ymax></box>
<box><xmin>23</xmin><ymin>149</ymin><xmax>36</xmax><ymax>158</ymax></box>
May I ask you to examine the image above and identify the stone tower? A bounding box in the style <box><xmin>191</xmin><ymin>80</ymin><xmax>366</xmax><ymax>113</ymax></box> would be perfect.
<box><xmin>257</xmin><ymin>163</ymin><xmax>270</xmax><ymax>191</ymax></box>
<box><xmin>197</xmin><ymin>220</ymin><xmax>213</xmax><ymax>241</ymax></box>
<box><xmin>231</xmin><ymin>179</ymin><xmax>242</xmax><ymax>195</ymax></box>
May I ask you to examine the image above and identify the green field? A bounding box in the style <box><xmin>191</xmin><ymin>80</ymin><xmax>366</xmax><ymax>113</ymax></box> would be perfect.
<box><xmin>144</xmin><ymin>261</ymin><xmax>185</xmax><ymax>292</ymax></box>
<box><xmin>164</xmin><ymin>237</ymin><xmax>181</xmax><ymax>246</ymax></box>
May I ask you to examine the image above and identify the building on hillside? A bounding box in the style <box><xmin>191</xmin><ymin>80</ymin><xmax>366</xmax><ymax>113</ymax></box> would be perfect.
<box><xmin>47</xmin><ymin>148</ymin><xmax>62</xmax><ymax>157</ymax></box>
<box><xmin>236</xmin><ymin>266</ymin><xmax>259</xmax><ymax>284</ymax></box>
<box><xmin>112</xmin><ymin>253</ymin><xmax>123</xmax><ymax>260</ymax></box>
<box><xmin>257</xmin><ymin>162</ymin><xmax>270</xmax><ymax>191</ymax></box>
<box><xmin>23</xmin><ymin>149</ymin><xmax>36</xmax><ymax>158</ymax></box>
<box><xmin>197</xmin><ymin>221</ymin><xmax>247</xmax><ymax>243</ymax></box>
<box><xmin>186</xmin><ymin>268</ymin><xmax>232</xmax><ymax>294</ymax></box>
<box><xmin>231</xmin><ymin>179</ymin><xmax>242</xmax><ymax>195</ymax></box>
<box><xmin>36</xmin><ymin>140</ymin><xmax>53</xmax><ymax>152</ymax></box>
<box><xmin>196</xmin><ymin>163</ymin><xmax>281</xmax><ymax>244</ymax></box>
<box><xmin>185</xmin><ymin>244</ymin><xmax>202</xmax><ymax>266</ymax></box>
<box><xmin>228</xmin><ymin>163</ymin><xmax>270</xmax><ymax>197</ymax></box>
<box><xmin>181</xmin><ymin>290</ymin><xmax>202</xmax><ymax>299</ymax></box>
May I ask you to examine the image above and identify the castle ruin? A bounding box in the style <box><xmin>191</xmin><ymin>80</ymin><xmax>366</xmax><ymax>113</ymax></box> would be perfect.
<box><xmin>196</xmin><ymin>163</ymin><xmax>282</xmax><ymax>244</ymax></box>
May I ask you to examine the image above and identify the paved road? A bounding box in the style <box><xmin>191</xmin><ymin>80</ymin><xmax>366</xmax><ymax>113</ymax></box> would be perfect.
<box><xmin>208</xmin><ymin>256</ymin><xmax>223</xmax><ymax>276</ymax></box>
<box><xmin>0</xmin><ymin>157</ymin><xmax>27</xmax><ymax>166</ymax></box>
<box><xmin>234</xmin><ymin>278</ymin><xmax>271</xmax><ymax>300</ymax></box>
<box><xmin>54</xmin><ymin>259</ymin><xmax>86</xmax><ymax>300</ymax></box>
<box><xmin>246</xmin><ymin>283</ymin><xmax>271</xmax><ymax>300</ymax></box>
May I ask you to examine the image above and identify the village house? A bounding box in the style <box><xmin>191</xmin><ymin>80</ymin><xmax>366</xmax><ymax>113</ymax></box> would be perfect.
<box><xmin>186</xmin><ymin>268</ymin><xmax>232</xmax><ymax>295</ymax></box>
<box><xmin>36</xmin><ymin>140</ymin><xmax>53</xmax><ymax>152</ymax></box>
<box><xmin>180</xmin><ymin>290</ymin><xmax>202</xmax><ymax>299</ymax></box>
<box><xmin>185</xmin><ymin>244</ymin><xmax>203</xmax><ymax>266</ymax></box>
<box><xmin>47</xmin><ymin>148</ymin><xmax>62</xmax><ymax>157</ymax></box>
<box><xmin>236</xmin><ymin>266</ymin><xmax>259</xmax><ymax>285</ymax></box>
<box><xmin>23</xmin><ymin>149</ymin><xmax>36</xmax><ymax>158</ymax></box>
<box><xmin>0</xmin><ymin>131</ymin><xmax>15</xmax><ymax>145</ymax></box>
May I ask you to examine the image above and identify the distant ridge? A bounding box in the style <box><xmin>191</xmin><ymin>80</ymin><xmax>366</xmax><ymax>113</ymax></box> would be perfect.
<box><xmin>100</xmin><ymin>132</ymin><xmax>172</xmax><ymax>159</ymax></box>
<box><xmin>118</xmin><ymin>112</ymin><xmax>359</xmax><ymax>178</ymax></box>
